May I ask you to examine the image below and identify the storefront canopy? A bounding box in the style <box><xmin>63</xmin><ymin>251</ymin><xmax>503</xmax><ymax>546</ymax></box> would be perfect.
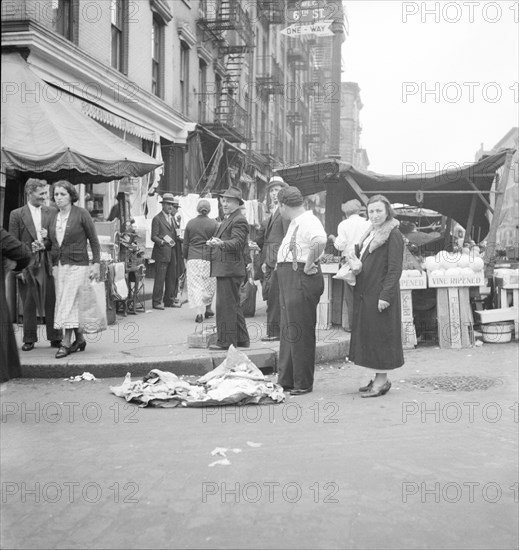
<box><xmin>276</xmin><ymin>149</ymin><xmax>513</xmax><ymax>238</ymax></box>
<box><xmin>1</xmin><ymin>53</ymin><xmax>162</xmax><ymax>184</ymax></box>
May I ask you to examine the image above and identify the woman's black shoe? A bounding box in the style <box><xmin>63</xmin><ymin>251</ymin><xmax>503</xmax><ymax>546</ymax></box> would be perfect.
<box><xmin>55</xmin><ymin>346</ymin><xmax>71</xmax><ymax>359</ymax></box>
<box><xmin>204</xmin><ymin>310</ymin><xmax>215</xmax><ymax>319</ymax></box>
<box><xmin>195</xmin><ymin>314</ymin><xmax>204</xmax><ymax>323</ymax></box>
<box><xmin>361</xmin><ymin>381</ymin><xmax>391</xmax><ymax>398</ymax></box>
<box><xmin>70</xmin><ymin>340</ymin><xmax>86</xmax><ymax>353</ymax></box>
<box><xmin>359</xmin><ymin>380</ymin><xmax>374</xmax><ymax>392</ymax></box>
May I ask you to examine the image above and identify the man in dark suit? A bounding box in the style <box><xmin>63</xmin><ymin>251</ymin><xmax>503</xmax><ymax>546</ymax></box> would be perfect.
<box><xmin>8</xmin><ymin>179</ymin><xmax>61</xmax><ymax>351</ymax></box>
<box><xmin>255</xmin><ymin>175</ymin><xmax>289</xmax><ymax>341</ymax></box>
<box><xmin>151</xmin><ymin>193</ymin><xmax>182</xmax><ymax>310</ymax></box>
<box><xmin>207</xmin><ymin>186</ymin><xmax>250</xmax><ymax>350</ymax></box>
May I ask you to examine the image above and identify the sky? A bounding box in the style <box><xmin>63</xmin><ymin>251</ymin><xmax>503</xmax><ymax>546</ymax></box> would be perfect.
<box><xmin>341</xmin><ymin>0</ymin><xmax>519</xmax><ymax>174</ymax></box>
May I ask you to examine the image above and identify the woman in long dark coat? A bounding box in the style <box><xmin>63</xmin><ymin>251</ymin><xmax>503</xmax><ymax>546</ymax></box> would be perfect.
<box><xmin>1</xmin><ymin>228</ymin><xmax>32</xmax><ymax>382</ymax></box>
<box><xmin>349</xmin><ymin>194</ymin><xmax>404</xmax><ymax>397</ymax></box>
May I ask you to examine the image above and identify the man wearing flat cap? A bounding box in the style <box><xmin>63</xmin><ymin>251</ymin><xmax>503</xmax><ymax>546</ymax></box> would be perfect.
<box><xmin>254</xmin><ymin>175</ymin><xmax>290</xmax><ymax>341</ymax></box>
<box><xmin>206</xmin><ymin>186</ymin><xmax>250</xmax><ymax>350</ymax></box>
<box><xmin>329</xmin><ymin>199</ymin><xmax>370</xmax><ymax>330</ymax></box>
<box><xmin>276</xmin><ymin>186</ymin><xmax>327</xmax><ymax>395</ymax></box>
<box><xmin>151</xmin><ymin>193</ymin><xmax>182</xmax><ymax>309</ymax></box>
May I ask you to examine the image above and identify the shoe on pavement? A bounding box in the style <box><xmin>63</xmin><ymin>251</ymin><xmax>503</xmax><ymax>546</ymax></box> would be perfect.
<box><xmin>153</xmin><ymin>305</ymin><xmax>165</xmax><ymax>310</ymax></box>
<box><xmin>361</xmin><ymin>381</ymin><xmax>391</xmax><ymax>398</ymax></box>
<box><xmin>261</xmin><ymin>336</ymin><xmax>280</xmax><ymax>342</ymax></box>
<box><xmin>22</xmin><ymin>343</ymin><xmax>35</xmax><ymax>351</ymax></box>
<box><xmin>359</xmin><ymin>379</ymin><xmax>374</xmax><ymax>392</ymax></box>
<box><xmin>290</xmin><ymin>388</ymin><xmax>313</xmax><ymax>396</ymax></box>
<box><xmin>237</xmin><ymin>341</ymin><xmax>250</xmax><ymax>348</ymax></box>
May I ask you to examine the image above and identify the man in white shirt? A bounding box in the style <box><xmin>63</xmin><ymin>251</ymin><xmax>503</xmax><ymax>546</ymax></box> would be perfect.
<box><xmin>276</xmin><ymin>186</ymin><xmax>327</xmax><ymax>395</ymax></box>
<box><xmin>329</xmin><ymin>199</ymin><xmax>370</xmax><ymax>331</ymax></box>
<box><xmin>8</xmin><ymin>179</ymin><xmax>61</xmax><ymax>350</ymax></box>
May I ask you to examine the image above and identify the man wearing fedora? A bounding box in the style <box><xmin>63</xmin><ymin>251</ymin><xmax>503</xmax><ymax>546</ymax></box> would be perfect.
<box><xmin>255</xmin><ymin>175</ymin><xmax>289</xmax><ymax>341</ymax></box>
<box><xmin>151</xmin><ymin>193</ymin><xmax>182</xmax><ymax>310</ymax></box>
<box><xmin>206</xmin><ymin>186</ymin><xmax>250</xmax><ymax>350</ymax></box>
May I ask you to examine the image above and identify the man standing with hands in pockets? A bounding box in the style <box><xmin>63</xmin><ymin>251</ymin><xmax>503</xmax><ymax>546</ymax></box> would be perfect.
<box><xmin>9</xmin><ymin>179</ymin><xmax>61</xmax><ymax>351</ymax></box>
<box><xmin>276</xmin><ymin>186</ymin><xmax>327</xmax><ymax>395</ymax></box>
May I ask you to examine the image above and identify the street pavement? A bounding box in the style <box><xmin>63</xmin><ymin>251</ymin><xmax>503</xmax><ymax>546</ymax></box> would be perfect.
<box><xmin>1</xmin><ymin>335</ymin><xmax>518</xmax><ymax>549</ymax></box>
<box><xmin>13</xmin><ymin>279</ymin><xmax>348</xmax><ymax>379</ymax></box>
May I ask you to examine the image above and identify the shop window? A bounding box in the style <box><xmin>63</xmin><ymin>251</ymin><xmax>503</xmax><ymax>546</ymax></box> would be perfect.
<box><xmin>111</xmin><ymin>0</ymin><xmax>128</xmax><ymax>73</ymax></box>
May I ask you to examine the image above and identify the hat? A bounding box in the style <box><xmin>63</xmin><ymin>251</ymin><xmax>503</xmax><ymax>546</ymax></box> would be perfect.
<box><xmin>161</xmin><ymin>193</ymin><xmax>179</xmax><ymax>206</ymax></box>
<box><xmin>218</xmin><ymin>186</ymin><xmax>244</xmax><ymax>205</ymax></box>
<box><xmin>266</xmin><ymin>175</ymin><xmax>287</xmax><ymax>191</ymax></box>
<box><xmin>341</xmin><ymin>199</ymin><xmax>362</xmax><ymax>216</ymax></box>
<box><xmin>278</xmin><ymin>186</ymin><xmax>304</xmax><ymax>207</ymax></box>
<box><xmin>197</xmin><ymin>199</ymin><xmax>211</xmax><ymax>214</ymax></box>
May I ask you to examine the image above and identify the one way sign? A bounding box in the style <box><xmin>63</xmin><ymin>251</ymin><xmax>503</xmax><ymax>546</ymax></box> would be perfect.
<box><xmin>280</xmin><ymin>20</ymin><xmax>334</xmax><ymax>37</ymax></box>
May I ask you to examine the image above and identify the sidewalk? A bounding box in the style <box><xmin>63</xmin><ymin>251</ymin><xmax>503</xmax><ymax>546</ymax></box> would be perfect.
<box><xmin>14</xmin><ymin>278</ymin><xmax>349</xmax><ymax>379</ymax></box>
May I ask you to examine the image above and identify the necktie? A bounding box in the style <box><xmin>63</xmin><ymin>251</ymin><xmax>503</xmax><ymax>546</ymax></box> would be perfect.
<box><xmin>289</xmin><ymin>226</ymin><xmax>299</xmax><ymax>271</ymax></box>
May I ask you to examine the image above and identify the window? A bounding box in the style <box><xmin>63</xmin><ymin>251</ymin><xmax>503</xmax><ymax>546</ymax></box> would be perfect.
<box><xmin>51</xmin><ymin>0</ymin><xmax>75</xmax><ymax>41</ymax></box>
<box><xmin>152</xmin><ymin>17</ymin><xmax>164</xmax><ymax>98</ymax></box>
<box><xmin>111</xmin><ymin>0</ymin><xmax>128</xmax><ymax>73</ymax></box>
<box><xmin>198</xmin><ymin>59</ymin><xmax>207</xmax><ymax>122</ymax></box>
<box><xmin>180</xmin><ymin>41</ymin><xmax>190</xmax><ymax>115</ymax></box>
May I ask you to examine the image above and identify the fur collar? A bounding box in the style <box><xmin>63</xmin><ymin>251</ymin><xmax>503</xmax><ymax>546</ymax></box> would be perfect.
<box><xmin>359</xmin><ymin>218</ymin><xmax>400</xmax><ymax>254</ymax></box>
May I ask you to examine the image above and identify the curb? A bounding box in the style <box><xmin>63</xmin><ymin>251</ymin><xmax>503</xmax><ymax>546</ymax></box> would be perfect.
<box><xmin>18</xmin><ymin>336</ymin><xmax>350</xmax><ymax>379</ymax></box>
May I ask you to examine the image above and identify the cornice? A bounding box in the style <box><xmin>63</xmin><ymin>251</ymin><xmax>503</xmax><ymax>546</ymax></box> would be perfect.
<box><xmin>197</xmin><ymin>44</ymin><xmax>214</xmax><ymax>65</ymax></box>
<box><xmin>1</xmin><ymin>20</ymin><xmax>192</xmax><ymax>142</ymax></box>
<box><xmin>150</xmin><ymin>0</ymin><xmax>173</xmax><ymax>24</ymax></box>
<box><xmin>177</xmin><ymin>22</ymin><xmax>197</xmax><ymax>47</ymax></box>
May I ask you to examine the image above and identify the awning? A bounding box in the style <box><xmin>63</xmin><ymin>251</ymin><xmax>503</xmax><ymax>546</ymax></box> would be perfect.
<box><xmin>1</xmin><ymin>53</ymin><xmax>163</xmax><ymax>184</ymax></box>
<box><xmin>275</xmin><ymin>149</ymin><xmax>514</xmax><ymax>239</ymax></box>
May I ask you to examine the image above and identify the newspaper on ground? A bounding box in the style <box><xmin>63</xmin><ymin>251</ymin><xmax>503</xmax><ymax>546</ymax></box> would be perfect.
<box><xmin>109</xmin><ymin>345</ymin><xmax>285</xmax><ymax>408</ymax></box>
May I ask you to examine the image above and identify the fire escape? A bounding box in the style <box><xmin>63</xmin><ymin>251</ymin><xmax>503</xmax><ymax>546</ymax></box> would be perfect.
<box><xmin>197</xmin><ymin>0</ymin><xmax>255</xmax><ymax>143</ymax></box>
<box><xmin>304</xmin><ymin>39</ymin><xmax>333</xmax><ymax>159</ymax></box>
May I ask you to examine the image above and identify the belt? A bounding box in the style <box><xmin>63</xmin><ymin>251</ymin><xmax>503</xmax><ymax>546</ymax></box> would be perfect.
<box><xmin>277</xmin><ymin>262</ymin><xmax>321</xmax><ymax>273</ymax></box>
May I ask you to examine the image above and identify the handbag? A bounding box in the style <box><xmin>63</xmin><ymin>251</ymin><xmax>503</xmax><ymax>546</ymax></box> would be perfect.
<box><xmin>333</xmin><ymin>262</ymin><xmax>357</xmax><ymax>286</ymax></box>
<box><xmin>240</xmin><ymin>266</ymin><xmax>257</xmax><ymax>317</ymax></box>
<box><xmin>78</xmin><ymin>281</ymin><xmax>108</xmax><ymax>333</ymax></box>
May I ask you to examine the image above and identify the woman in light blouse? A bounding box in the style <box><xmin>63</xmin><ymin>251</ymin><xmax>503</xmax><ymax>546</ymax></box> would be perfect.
<box><xmin>49</xmin><ymin>181</ymin><xmax>100</xmax><ymax>358</ymax></box>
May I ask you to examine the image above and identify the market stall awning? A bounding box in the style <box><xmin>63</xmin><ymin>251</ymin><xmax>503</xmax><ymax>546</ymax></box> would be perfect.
<box><xmin>1</xmin><ymin>53</ymin><xmax>162</xmax><ymax>184</ymax></box>
<box><xmin>275</xmin><ymin>149</ymin><xmax>514</xmax><ymax>239</ymax></box>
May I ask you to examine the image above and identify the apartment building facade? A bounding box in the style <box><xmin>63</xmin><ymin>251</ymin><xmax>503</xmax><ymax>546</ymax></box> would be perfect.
<box><xmin>1</xmin><ymin>0</ymin><xmax>348</xmax><ymax>218</ymax></box>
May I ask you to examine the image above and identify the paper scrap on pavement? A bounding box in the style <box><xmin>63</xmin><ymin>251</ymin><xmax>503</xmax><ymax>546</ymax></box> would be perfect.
<box><xmin>208</xmin><ymin>458</ymin><xmax>231</xmax><ymax>467</ymax></box>
<box><xmin>66</xmin><ymin>372</ymin><xmax>97</xmax><ymax>382</ymax></box>
<box><xmin>246</xmin><ymin>441</ymin><xmax>262</xmax><ymax>448</ymax></box>
<box><xmin>211</xmin><ymin>447</ymin><xmax>242</xmax><ymax>458</ymax></box>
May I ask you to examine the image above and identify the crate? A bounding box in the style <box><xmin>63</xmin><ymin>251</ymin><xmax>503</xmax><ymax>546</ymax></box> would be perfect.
<box><xmin>474</xmin><ymin>307</ymin><xmax>518</xmax><ymax>324</ymax></box>
<box><xmin>436</xmin><ymin>287</ymin><xmax>474</xmax><ymax>349</ymax></box>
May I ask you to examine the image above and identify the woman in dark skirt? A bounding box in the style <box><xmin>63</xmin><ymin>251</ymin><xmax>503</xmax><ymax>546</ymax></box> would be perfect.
<box><xmin>349</xmin><ymin>194</ymin><xmax>404</xmax><ymax>397</ymax></box>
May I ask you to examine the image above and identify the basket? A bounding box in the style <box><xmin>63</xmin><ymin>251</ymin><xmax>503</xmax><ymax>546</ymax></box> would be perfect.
<box><xmin>480</xmin><ymin>322</ymin><xmax>514</xmax><ymax>343</ymax></box>
<box><xmin>187</xmin><ymin>323</ymin><xmax>218</xmax><ymax>348</ymax></box>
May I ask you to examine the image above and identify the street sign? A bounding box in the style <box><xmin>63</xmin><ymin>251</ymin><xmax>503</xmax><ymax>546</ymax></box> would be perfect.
<box><xmin>280</xmin><ymin>20</ymin><xmax>334</xmax><ymax>37</ymax></box>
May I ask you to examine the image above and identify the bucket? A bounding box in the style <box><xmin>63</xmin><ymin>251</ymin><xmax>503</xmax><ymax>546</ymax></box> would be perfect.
<box><xmin>480</xmin><ymin>322</ymin><xmax>513</xmax><ymax>343</ymax></box>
